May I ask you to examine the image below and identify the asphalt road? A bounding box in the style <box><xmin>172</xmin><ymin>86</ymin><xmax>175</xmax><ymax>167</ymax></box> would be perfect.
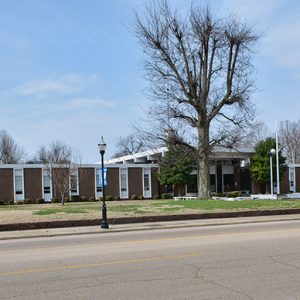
<box><xmin>0</xmin><ymin>220</ymin><xmax>300</xmax><ymax>299</ymax></box>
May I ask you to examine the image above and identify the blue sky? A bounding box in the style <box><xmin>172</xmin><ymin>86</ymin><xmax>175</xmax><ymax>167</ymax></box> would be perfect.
<box><xmin>0</xmin><ymin>0</ymin><xmax>299</xmax><ymax>162</ymax></box>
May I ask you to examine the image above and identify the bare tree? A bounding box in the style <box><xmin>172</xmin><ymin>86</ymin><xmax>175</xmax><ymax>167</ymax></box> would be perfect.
<box><xmin>0</xmin><ymin>130</ymin><xmax>26</xmax><ymax>163</ymax></box>
<box><xmin>112</xmin><ymin>134</ymin><xmax>146</xmax><ymax>158</ymax></box>
<box><xmin>279</xmin><ymin>120</ymin><xmax>300</xmax><ymax>164</ymax></box>
<box><xmin>37</xmin><ymin>141</ymin><xmax>85</xmax><ymax>205</ymax></box>
<box><xmin>239</xmin><ymin>121</ymin><xmax>270</xmax><ymax>148</ymax></box>
<box><xmin>135</xmin><ymin>1</ymin><xmax>259</xmax><ymax>198</ymax></box>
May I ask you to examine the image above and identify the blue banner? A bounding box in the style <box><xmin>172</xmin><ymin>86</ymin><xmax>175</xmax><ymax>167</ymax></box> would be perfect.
<box><xmin>98</xmin><ymin>168</ymin><xmax>107</xmax><ymax>187</ymax></box>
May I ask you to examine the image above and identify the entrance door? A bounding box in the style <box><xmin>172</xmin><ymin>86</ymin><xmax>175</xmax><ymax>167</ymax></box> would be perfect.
<box><xmin>216</xmin><ymin>165</ymin><xmax>223</xmax><ymax>193</ymax></box>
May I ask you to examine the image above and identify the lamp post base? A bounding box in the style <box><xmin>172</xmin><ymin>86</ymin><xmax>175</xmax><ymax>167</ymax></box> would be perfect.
<box><xmin>101</xmin><ymin>202</ymin><xmax>109</xmax><ymax>229</ymax></box>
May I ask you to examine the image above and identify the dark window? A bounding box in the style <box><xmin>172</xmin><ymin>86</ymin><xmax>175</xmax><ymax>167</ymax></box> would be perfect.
<box><xmin>187</xmin><ymin>174</ymin><xmax>198</xmax><ymax>194</ymax></box>
<box><xmin>223</xmin><ymin>174</ymin><xmax>235</xmax><ymax>192</ymax></box>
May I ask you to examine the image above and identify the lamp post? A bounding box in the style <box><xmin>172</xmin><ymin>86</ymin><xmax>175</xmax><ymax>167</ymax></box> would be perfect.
<box><xmin>98</xmin><ymin>137</ymin><xmax>109</xmax><ymax>229</ymax></box>
<box><xmin>269</xmin><ymin>148</ymin><xmax>276</xmax><ymax>195</ymax></box>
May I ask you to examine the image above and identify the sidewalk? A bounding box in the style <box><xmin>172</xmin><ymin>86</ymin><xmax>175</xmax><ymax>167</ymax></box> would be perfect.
<box><xmin>1</xmin><ymin>213</ymin><xmax>300</xmax><ymax>240</ymax></box>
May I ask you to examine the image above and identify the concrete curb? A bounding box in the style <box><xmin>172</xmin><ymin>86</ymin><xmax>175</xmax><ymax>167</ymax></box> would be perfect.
<box><xmin>1</xmin><ymin>208</ymin><xmax>300</xmax><ymax>232</ymax></box>
<box><xmin>1</xmin><ymin>214</ymin><xmax>300</xmax><ymax>241</ymax></box>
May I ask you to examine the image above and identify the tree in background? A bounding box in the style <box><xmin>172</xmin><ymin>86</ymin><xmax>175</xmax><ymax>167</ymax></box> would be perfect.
<box><xmin>157</xmin><ymin>145</ymin><xmax>194</xmax><ymax>196</ymax></box>
<box><xmin>36</xmin><ymin>141</ymin><xmax>85</xmax><ymax>205</ymax></box>
<box><xmin>240</xmin><ymin>121</ymin><xmax>270</xmax><ymax>148</ymax></box>
<box><xmin>112</xmin><ymin>133</ymin><xmax>146</xmax><ymax>158</ymax></box>
<box><xmin>279</xmin><ymin>120</ymin><xmax>300</xmax><ymax>164</ymax></box>
<box><xmin>250</xmin><ymin>137</ymin><xmax>286</xmax><ymax>193</ymax></box>
<box><xmin>0</xmin><ymin>130</ymin><xmax>26</xmax><ymax>163</ymax></box>
<box><xmin>135</xmin><ymin>1</ymin><xmax>259</xmax><ymax>198</ymax></box>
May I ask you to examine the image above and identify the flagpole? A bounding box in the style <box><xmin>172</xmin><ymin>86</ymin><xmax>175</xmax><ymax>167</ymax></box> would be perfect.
<box><xmin>275</xmin><ymin>118</ymin><xmax>280</xmax><ymax>195</ymax></box>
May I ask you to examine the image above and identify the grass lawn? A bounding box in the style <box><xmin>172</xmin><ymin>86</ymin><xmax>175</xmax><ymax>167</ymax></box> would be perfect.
<box><xmin>0</xmin><ymin>199</ymin><xmax>300</xmax><ymax>224</ymax></box>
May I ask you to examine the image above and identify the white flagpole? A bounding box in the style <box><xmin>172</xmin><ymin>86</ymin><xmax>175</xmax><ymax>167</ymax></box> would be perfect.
<box><xmin>275</xmin><ymin>118</ymin><xmax>280</xmax><ymax>195</ymax></box>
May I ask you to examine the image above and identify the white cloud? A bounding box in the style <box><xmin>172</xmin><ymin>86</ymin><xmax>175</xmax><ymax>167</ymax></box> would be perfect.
<box><xmin>59</xmin><ymin>97</ymin><xmax>117</xmax><ymax>110</ymax></box>
<box><xmin>11</xmin><ymin>73</ymin><xmax>100</xmax><ymax>96</ymax></box>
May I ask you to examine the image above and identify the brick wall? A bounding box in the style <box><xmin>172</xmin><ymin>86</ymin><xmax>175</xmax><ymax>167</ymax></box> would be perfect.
<box><xmin>151</xmin><ymin>168</ymin><xmax>160</xmax><ymax>198</ymax></box>
<box><xmin>280</xmin><ymin>168</ymin><xmax>290</xmax><ymax>193</ymax></box>
<box><xmin>0</xmin><ymin>168</ymin><xmax>14</xmax><ymax>203</ymax></box>
<box><xmin>106</xmin><ymin>168</ymin><xmax>119</xmax><ymax>198</ymax></box>
<box><xmin>79</xmin><ymin>168</ymin><xmax>95</xmax><ymax>198</ymax></box>
<box><xmin>24</xmin><ymin>168</ymin><xmax>42</xmax><ymax>202</ymax></box>
<box><xmin>296</xmin><ymin>168</ymin><xmax>300</xmax><ymax>193</ymax></box>
<box><xmin>128</xmin><ymin>168</ymin><xmax>143</xmax><ymax>198</ymax></box>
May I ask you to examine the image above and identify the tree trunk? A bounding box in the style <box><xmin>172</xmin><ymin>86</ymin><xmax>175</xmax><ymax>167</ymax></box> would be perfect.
<box><xmin>198</xmin><ymin>155</ymin><xmax>210</xmax><ymax>199</ymax></box>
<box><xmin>197</xmin><ymin>125</ymin><xmax>211</xmax><ymax>199</ymax></box>
<box><xmin>61</xmin><ymin>192</ymin><xmax>65</xmax><ymax>205</ymax></box>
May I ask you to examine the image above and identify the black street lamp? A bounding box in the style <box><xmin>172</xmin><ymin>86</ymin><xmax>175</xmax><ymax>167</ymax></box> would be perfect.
<box><xmin>98</xmin><ymin>136</ymin><xmax>109</xmax><ymax>229</ymax></box>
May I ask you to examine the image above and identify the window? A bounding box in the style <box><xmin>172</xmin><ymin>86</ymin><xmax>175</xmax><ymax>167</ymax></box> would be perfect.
<box><xmin>143</xmin><ymin>168</ymin><xmax>151</xmax><ymax>198</ymax></box>
<box><xmin>210</xmin><ymin>174</ymin><xmax>216</xmax><ymax>192</ymax></box>
<box><xmin>44</xmin><ymin>175</ymin><xmax>51</xmax><ymax>194</ymax></box>
<box><xmin>15</xmin><ymin>175</ymin><xmax>23</xmax><ymax>194</ymax></box>
<box><xmin>121</xmin><ymin>173</ymin><xmax>127</xmax><ymax>192</ymax></box>
<box><xmin>71</xmin><ymin>175</ymin><xmax>78</xmax><ymax>193</ymax></box>
<box><xmin>144</xmin><ymin>173</ymin><xmax>150</xmax><ymax>191</ymax></box>
<box><xmin>187</xmin><ymin>174</ymin><xmax>198</xmax><ymax>194</ymax></box>
<box><xmin>96</xmin><ymin>173</ymin><xmax>103</xmax><ymax>192</ymax></box>
<box><xmin>119</xmin><ymin>168</ymin><xmax>128</xmax><ymax>199</ymax></box>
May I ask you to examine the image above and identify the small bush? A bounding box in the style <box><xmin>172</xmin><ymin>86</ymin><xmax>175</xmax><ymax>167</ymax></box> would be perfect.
<box><xmin>23</xmin><ymin>199</ymin><xmax>32</xmax><ymax>204</ymax></box>
<box><xmin>153</xmin><ymin>194</ymin><xmax>160</xmax><ymax>200</ymax></box>
<box><xmin>8</xmin><ymin>200</ymin><xmax>14</xmax><ymax>205</ymax></box>
<box><xmin>88</xmin><ymin>196</ymin><xmax>96</xmax><ymax>202</ymax></box>
<box><xmin>99</xmin><ymin>196</ymin><xmax>103</xmax><ymax>202</ymax></box>
<box><xmin>106</xmin><ymin>195</ymin><xmax>113</xmax><ymax>201</ymax></box>
<box><xmin>113</xmin><ymin>196</ymin><xmax>120</xmax><ymax>201</ymax></box>
<box><xmin>0</xmin><ymin>200</ymin><xmax>4</xmax><ymax>205</ymax></box>
<box><xmin>80</xmin><ymin>196</ymin><xmax>88</xmax><ymax>202</ymax></box>
<box><xmin>16</xmin><ymin>200</ymin><xmax>24</xmax><ymax>205</ymax></box>
<box><xmin>51</xmin><ymin>198</ymin><xmax>60</xmax><ymax>203</ymax></box>
<box><xmin>130</xmin><ymin>194</ymin><xmax>139</xmax><ymax>200</ymax></box>
<box><xmin>36</xmin><ymin>198</ymin><xmax>45</xmax><ymax>204</ymax></box>
<box><xmin>64</xmin><ymin>196</ymin><xmax>70</xmax><ymax>203</ymax></box>
<box><xmin>138</xmin><ymin>195</ymin><xmax>144</xmax><ymax>200</ymax></box>
<box><xmin>71</xmin><ymin>195</ymin><xmax>81</xmax><ymax>202</ymax></box>
<box><xmin>226</xmin><ymin>191</ymin><xmax>241</xmax><ymax>198</ymax></box>
<box><xmin>161</xmin><ymin>193</ymin><xmax>172</xmax><ymax>199</ymax></box>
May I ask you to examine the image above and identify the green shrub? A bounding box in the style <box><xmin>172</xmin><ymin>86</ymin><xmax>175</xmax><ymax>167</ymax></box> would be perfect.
<box><xmin>130</xmin><ymin>194</ymin><xmax>139</xmax><ymax>200</ymax></box>
<box><xmin>16</xmin><ymin>200</ymin><xmax>24</xmax><ymax>205</ymax></box>
<box><xmin>161</xmin><ymin>193</ymin><xmax>172</xmax><ymax>199</ymax></box>
<box><xmin>71</xmin><ymin>195</ymin><xmax>81</xmax><ymax>202</ymax></box>
<box><xmin>226</xmin><ymin>191</ymin><xmax>241</xmax><ymax>198</ymax></box>
<box><xmin>106</xmin><ymin>195</ymin><xmax>113</xmax><ymax>201</ymax></box>
<box><xmin>138</xmin><ymin>195</ymin><xmax>144</xmax><ymax>200</ymax></box>
<box><xmin>88</xmin><ymin>196</ymin><xmax>96</xmax><ymax>202</ymax></box>
<box><xmin>8</xmin><ymin>200</ymin><xmax>14</xmax><ymax>205</ymax></box>
<box><xmin>113</xmin><ymin>196</ymin><xmax>120</xmax><ymax>201</ymax></box>
<box><xmin>24</xmin><ymin>199</ymin><xmax>32</xmax><ymax>204</ymax></box>
<box><xmin>51</xmin><ymin>198</ymin><xmax>60</xmax><ymax>203</ymax></box>
<box><xmin>153</xmin><ymin>194</ymin><xmax>160</xmax><ymax>200</ymax></box>
<box><xmin>0</xmin><ymin>200</ymin><xmax>4</xmax><ymax>205</ymax></box>
<box><xmin>80</xmin><ymin>196</ymin><xmax>88</xmax><ymax>202</ymax></box>
<box><xmin>64</xmin><ymin>196</ymin><xmax>70</xmax><ymax>203</ymax></box>
<box><xmin>99</xmin><ymin>196</ymin><xmax>103</xmax><ymax>202</ymax></box>
<box><xmin>36</xmin><ymin>198</ymin><xmax>45</xmax><ymax>204</ymax></box>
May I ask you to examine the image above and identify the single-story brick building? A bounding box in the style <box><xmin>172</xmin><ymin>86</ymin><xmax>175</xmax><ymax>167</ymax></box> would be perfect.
<box><xmin>0</xmin><ymin>147</ymin><xmax>296</xmax><ymax>203</ymax></box>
